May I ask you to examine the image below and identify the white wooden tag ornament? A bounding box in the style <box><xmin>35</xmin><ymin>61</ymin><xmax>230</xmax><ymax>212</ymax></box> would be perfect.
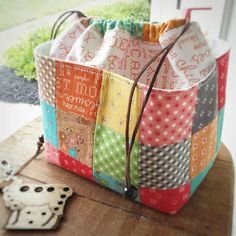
<box><xmin>1</xmin><ymin>160</ymin><xmax>73</xmax><ymax>230</ymax></box>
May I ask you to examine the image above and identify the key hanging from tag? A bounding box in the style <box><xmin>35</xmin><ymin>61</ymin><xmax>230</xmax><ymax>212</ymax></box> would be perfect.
<box><xmin>1</xmin><ymin>158</ymin><xmax>73</xmax><ymax>230</ymax></box>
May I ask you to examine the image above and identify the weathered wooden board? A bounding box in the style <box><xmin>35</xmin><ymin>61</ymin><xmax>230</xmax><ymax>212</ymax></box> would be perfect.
<box><xmin>0</xmin><ymin>117</ymin><xmax>43</xmax><ymax>187</ymax></box>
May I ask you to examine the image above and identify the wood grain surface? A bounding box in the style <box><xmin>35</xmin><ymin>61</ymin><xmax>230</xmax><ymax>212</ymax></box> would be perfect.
<box><xmin>0</xmin><ymin>117</ymin><xmax>234</xmax><ymax>236</ymax></box>
<box><xmin>0</xmin><ymin>117</ymin><xmax>42</xmax><ymax>188</ymax></box>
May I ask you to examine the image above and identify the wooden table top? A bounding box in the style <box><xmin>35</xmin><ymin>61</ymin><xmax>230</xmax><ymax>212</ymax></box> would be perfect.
<box><xmin>0</xmin><ymin>117</ymin><xmax>234</xmax><ymax>236</ymax></box>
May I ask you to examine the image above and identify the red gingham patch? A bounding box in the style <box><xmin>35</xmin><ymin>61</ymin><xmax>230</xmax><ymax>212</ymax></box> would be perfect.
<box><xmin>140</xmin><ymin>184</ymin><xmax>190</xmax><ymax>214</ymax></box>
<box><xmin>217</xmin><ymin>51</ymin><xmax>230</xmax><ymax>110</ymax></box>
<box><xmin>140</xmin><ymin>86</ymin><xmax>198</xmax><ymax>147</ymax></box>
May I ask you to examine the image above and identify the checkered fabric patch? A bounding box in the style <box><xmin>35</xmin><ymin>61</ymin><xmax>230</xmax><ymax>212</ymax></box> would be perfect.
<box><xmin>139</xmin><ymin>139</ymin><xmax>191</xmax><ymax>189</ymax></box>
<box><xmin>192</xmin><ymin>69</ymin><xmax>218</xmax><ymax>134</ymax></box>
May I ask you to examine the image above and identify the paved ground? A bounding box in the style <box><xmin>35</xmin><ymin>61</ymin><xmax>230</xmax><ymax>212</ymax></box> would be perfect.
<box><xmin>0</xmin><ymin>66</ymin><xmax>39</xmax><ymax>105</ymax></box>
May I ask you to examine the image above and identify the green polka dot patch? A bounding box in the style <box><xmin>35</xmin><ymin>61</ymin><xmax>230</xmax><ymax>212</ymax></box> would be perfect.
<box><xmin>93</xmin><ymin>124</ymin><xmax>139</xmax><ymax>187</ymax></box>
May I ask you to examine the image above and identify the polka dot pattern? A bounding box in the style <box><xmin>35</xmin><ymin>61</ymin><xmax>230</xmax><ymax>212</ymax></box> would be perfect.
<box><xmin>140</xmin><ymin>184</ymin><xmax>190</xmax><ymax>214</ymax></box>
<box><xmin>58</xmin><ymin>148</ymin><xmax>93</xmax><ymax>181</ymax></box>
<box><xmin>96</xmin><ymin>71</ymin><xmax>141</xmax><ymax>138</ymax></box>
<box><xmin>140</xmin><ymin>86</ymin><xmax>198</xmax><ymax>147</ymax></box>
<box><xmin>192</xmin><ymin>69</ymin><xmax>218</xmax><ymax>134</ymax></box>
<box><xmin>139</xmin><ymin>139</ymin><xmax>191</xmax><ymax>189</ymax></box>
<box><xmin>217</xmin><ymin>51</ymin><xmax>230</xmax><ymax>110</ymax></box>
<box><xmin>41</xmin><ymin>100</ymin><xmax>58</xmax><ymax>147</ymax></box>
<box><xmin>35</xmin><ymin>55</ymin><xmax>56</xmax><ymax>106</ymax></box>
<box><xmin>93</xmin><ymin>124</ymin><xmax>139</xmax><ymax>186</ymax></box>
<box><xmin>190</xmin><ymin>159</ymin><xmax>214</xmax><ymax>195</ymax></box>
<box><xmin>190</xmin><ymin>117</ymin><xmax>217</xmax><ymax>179</ymax></box>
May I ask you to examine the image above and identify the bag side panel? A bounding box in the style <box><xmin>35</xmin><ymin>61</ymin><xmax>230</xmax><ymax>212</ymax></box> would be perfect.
<box><xmin>93</xmin><ymin>71</ymin><xmax>140</xmax><ymax>199</ymax></box>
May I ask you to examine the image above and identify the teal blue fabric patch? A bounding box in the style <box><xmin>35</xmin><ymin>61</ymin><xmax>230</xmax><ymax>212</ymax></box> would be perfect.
<box><xmin>41</xmin><ymin>100</ymin><xmax>58</xmax><ymax>147</ymax></box>
<box><xmin>93</xmin><ymin>170</ymin><xmax>140</xmax><ymax>202</ymax></box>
<box><xmin>68</xmin><ymin>148</ymin><xmax>77</xmax><ymax>158</ymax></box>
<box><xmin>215</xmin><ymin>108</ymin><xmax>225</xmax><ymax>154</ymax></box>
<box><xmin>190</xmin><ymin>160</ymin><xmax>214</xmax><ymax>195</ymax></box>
<box><xmin>93</xmin><ymin>170</ymin><xmax>124</xmax><ymax>194</ymax></box>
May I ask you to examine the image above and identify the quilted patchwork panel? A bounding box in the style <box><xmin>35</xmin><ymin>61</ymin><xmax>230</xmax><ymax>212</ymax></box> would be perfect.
<box><xmin>40</xmin><ymin>100</ymin><xmax>58</xmax><ymax>147</ymax></box>
<box><xmin>45</xmin><ymin>142</ymin><xmax>60</xmax><ymax>166</ymax></box>
<box><xmin>216</xmin><ymin>108</ymin><xmax>225</xmax><ymax>154</ymax></box>
<box><xmin>190</xmin><ymin>117</ymin><xmax>217</xmax><ymax>179</ymax></box>
<box><xmin>35</xmin><ymin>55</ymin><xmax>56</xmax><ymax>106</ymax></box>
<box><xmin>55</xmin><ymin>61</ymin><xmax>103</xmax><ymax>120</ymax></box>
<box><xmin>44</xmin><ymin>142</ymin><xmax>93</xmax><ymax>180</ymax></box>
<box><xmin>93</xmin><ymin>170</ymin><xmax>125</xmax><ymax>194</ymax></box>
<box><xmin>190</xmin><ymin>159</ymin><xmax>214</xmax><ymax>195</ymax></box>
<box><xmin>140</xmin><ymin>86</ymin><xmax>198</xmax><ymax>147</ymax></box>
<box><xmin>56</xmin><ymin>108</ymin><xmax>95</xmax><ymax>167</ymax></box>
<box><xmin>139</xmin><ymin>139</ymin><xmax>191</xmax><ymax>189</ymax></box>
<box><xmin>96</xmin><ymin>71</ymin><xmax>141</xmax><ymax>138</ymax></box>
<box><xmin>140</xmin><ymin>184</ymin><xmax>190</xmax><ymax>214</ymax></box>
<box><xmin>93</xmin><ymin>170</ymin><xmax>140</xmax><ymax>201</ymax></box>
<box><xmin>58</xmin><ymin>148</ymin><xmax>93</xmax><ymax>180</ymax></box>
<box><xmin>34</xmin><ymin>23</ymin><xmax>230</xmax><ymax>215</ymax></box>
<box><xmin>93</xmin><ymin>124</ymin><xmax>139</xmax><ymax>187</ymax></box>
<box><xmin>217</xmin><ymin>51</ymin><xmax>229</xmax><ymax>110</ymax></box>
<box><xmin>192</xmin><ymin>69</ymin><xmax>218</xmax><ymax>134</ymax></box>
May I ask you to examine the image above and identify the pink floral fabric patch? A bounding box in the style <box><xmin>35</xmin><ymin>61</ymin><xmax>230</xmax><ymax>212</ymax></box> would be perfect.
<box><xmin>45</xmin><ymin>142</ymin><xmax>60</xmax><ymax>166</ymax></box>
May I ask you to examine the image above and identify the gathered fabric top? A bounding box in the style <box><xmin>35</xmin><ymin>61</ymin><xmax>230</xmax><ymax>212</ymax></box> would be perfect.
<box><xmin>89</xmin><ymin>18</ymin><xmax>186</xmax><ymax>42</ymax></box>
<box><xmin>48</xmin><ymin>17</ymin><xmax>216</xmax><ymax>90</ymax></box>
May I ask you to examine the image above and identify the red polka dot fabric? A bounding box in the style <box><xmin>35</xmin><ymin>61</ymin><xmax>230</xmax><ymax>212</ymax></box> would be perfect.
<box><xmin>139</xmin><ymin>86</ymin><xmax>198</xmax><ymax>147</ymax></box>
<box><xmin>59</xmin><ymin>150</ymin><xmax>94</xmax><ymax>181</ymax></box>
<box><xmin>46</xmin><ymin>142</ymin><xmax>93</xmax><ymax>181</ymax></box>
<box><xmin>217</xmin><ymin>51</ymin><xmax>230</xmax><ymax>111</ymax></box>
<box><xmin>140</xmin><ymin>184</ymin><xmax>190</xmax><ymax>214</ymax></box>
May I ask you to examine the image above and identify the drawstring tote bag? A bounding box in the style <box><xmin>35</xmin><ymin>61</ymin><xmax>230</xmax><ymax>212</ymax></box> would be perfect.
<box><xmin>34</xmin><ymin>10</ymin><xmax>230</xmax><ymax>214</ymax></box>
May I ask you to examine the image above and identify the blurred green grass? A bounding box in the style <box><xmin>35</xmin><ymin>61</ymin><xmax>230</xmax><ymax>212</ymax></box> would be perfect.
<box><xmin>0</xmin><ymin>0</ymin><xmax>85</xmax><ymax>30</ymax></box>
<box><xmin>3</xmin><ymin>0</ymin><xmax>150</xmax><ymax>80</ymax></box>
<box><xmin>86</xmin><ymin>0</ymin><xmax>150</xmax><ymax>21</ymax></box>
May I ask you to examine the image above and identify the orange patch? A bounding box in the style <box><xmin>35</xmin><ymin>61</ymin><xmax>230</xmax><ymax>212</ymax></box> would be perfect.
<box><xmin>190</xmin><ymin>117</ymin><xmax>217</xmax><ymax>178</ymax></box>
<box><xmin>55</xmin><ymin>61</ymin><xmax>103</xmax><ymax>120</ymax></box>
<box><xmin>142</xmin><ymin>19</ymin><xmax>186</xmax><ymax>42</ymax></box>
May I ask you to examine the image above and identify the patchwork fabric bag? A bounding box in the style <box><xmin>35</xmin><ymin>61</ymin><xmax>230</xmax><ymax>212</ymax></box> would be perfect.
<box><xmin>34</xmin><ymin>11</ymin><xmax>230</xmax><ymax>214</ymax></box>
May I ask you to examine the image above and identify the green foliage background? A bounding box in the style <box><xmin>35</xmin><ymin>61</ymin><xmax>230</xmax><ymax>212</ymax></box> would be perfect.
<box><xmin>86</xmin><ymin>0</ymin><xmax>150</xmax><ymax>21</ymax></box>
<box><xmin>3</xmin><ymin>27</ymin><xmax>50</xmax><ymax>80</ymax></box>
<box><xmin>3</xmin><ymin>0</ymin><xmax>150</xmax><ymax>80</ymax></box>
